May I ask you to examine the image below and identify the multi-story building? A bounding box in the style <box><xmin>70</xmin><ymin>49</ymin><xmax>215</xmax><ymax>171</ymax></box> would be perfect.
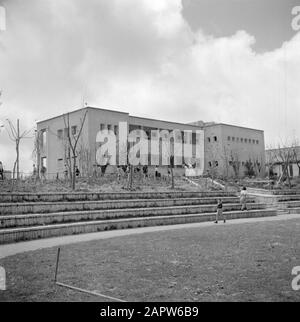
<box><xmin>36</xmin><ymin>106</ymin><xmax>266</xmax><ymax>179</ymax></box>
<box><xmin>192</xmin><ymin>121</ymin><xmax>266</xmax><ymax>178</ymax></box>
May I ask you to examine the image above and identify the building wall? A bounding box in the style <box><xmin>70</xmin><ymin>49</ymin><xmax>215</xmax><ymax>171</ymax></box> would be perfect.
<box><xmin>204</xmin><ymin>124</ymin><xmax>265</xmax><ymax>178</ymax></box>
<box><xmin>37</xmin><ymin>108</ymin><xmax>90</xmax><ymax>179</ymax></box>
<box><xmin>37</xmin><ymin>107</ymin><xmax>265</xmax><ymax>179</ymax></box>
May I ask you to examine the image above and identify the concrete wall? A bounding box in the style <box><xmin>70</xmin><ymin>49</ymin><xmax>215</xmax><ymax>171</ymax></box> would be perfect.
<box><xmin>37</xmin><ymin>108</ymin><xmax>90</xmax><ymax>179</ymax></box>
<box><xmin>204</xmin><ymin>124</ymin><xmax>265</xmax><ymax>178</ymax></box>
<box><xmin>37</xmin><ymin>107</ymin><xmax>265</xmax><ymax>179</ymax></box>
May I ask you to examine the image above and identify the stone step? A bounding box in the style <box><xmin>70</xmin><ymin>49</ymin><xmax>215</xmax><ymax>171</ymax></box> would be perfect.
<box><xmin>278</xmin><ymin>201</ymin><xmax>300</xmax><ymax>209</ymax></box>
<box><xmin>0</xmin><ymin>209</ymin><xmax>277</xmax><ymax>244</ymax></box>
<box><xmin>0</xmin><ymin>191</ymin><xmax>236</xmax><ymax>203</ymax></box>
<box><xmin>0</xmin><ymin>202</ymin><xmax>266</xmax><ymax>229</ymax></box>
<box><xmin>0</xmin><ymin>197</ymin><xmax>256</xmax><ymax>215</ymax></box>
<box><xmin>276</xmin><ymin>209</ymin><xmax>289</xmax><ymax>215</ymax></box>
<box><xmin>284</xmin><ymin>208</ymin><xmax>300</xmax><ymax>215</ymax></box>
<box><xmin>277</xmin><ymin>195</ymin><xmax>300</xmax><ymax>202</ymax></box>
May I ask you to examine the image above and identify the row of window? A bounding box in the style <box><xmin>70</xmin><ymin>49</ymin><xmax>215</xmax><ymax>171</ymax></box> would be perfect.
<box><xmin>100</xmin><ymin>124</ymin><xmax>119</xmax><ymax>134</ymax></box>
<box><xmin>227</xmin><ymin>136</ymin><xmax>259</xmax><ymax>145</ymax></box>
<box><xmin>208</xmin><ymin>161</ymin><xmax>261</xmax><ymax>168</ymax></box>
<box><xmin>57</xmin><ymin>126</ymin><xmax>77</xmax><ymax>139</ymax></box>
<box><xmin>207</xmin><ymin>136</ymin><xmax>260</xmax><ymax>145</ymax></box>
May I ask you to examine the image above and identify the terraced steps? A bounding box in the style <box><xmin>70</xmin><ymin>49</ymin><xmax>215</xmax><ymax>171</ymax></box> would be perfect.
<box><xmin>0</xmin><ymin>191</ymin><xmax>235</xmax><ymax>203</ymax></box>
<box><xmin>0</xmin><ymin>202</ymin><xmax>265</xmax><ymax>229</ymax></box>
<box><xmin>0</xmin><ymin>190</ymin><xmax>279</xmax><ymax>244</ymax></box>
<box><xmin>0</xmin><ymin>209</ymin><xmax>277</xmax><ymax>244</ymax></box>
<box><xmin>0</xmin><ymin>196</ymin><xmax>256</xmax><ymax>215</ymax></box>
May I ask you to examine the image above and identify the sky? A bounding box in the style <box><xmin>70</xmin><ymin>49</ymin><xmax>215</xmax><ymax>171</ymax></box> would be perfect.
<box><xmin>0</xmin><ymin>0</ymin><xmax>300</xmax><ymax>173</ymax></box>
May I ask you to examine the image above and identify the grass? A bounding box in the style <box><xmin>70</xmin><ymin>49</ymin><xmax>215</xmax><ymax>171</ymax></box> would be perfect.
<box><xmin>0</xmin><ymin>218</ymin><xmax>300</xmax><ymax>302</ymax></box>
<box><xmin>0</xmin><ymin>175</ymin><xmax>200</xmax><ymax>193</ymax></box>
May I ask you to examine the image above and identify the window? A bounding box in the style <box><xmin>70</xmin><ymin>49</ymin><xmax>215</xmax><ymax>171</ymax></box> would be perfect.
<box><xmin>208</xmin><ymin>137</ymin><xmax>211</xmax><ymax>143</ymax></box>
<box><xmin>208</xmin><ymin>161</ymin><xmax>212</xmax><ymax>167</ymax></box>
<box><xmin>256</xmin><ymin>140</ymin><xmax>259</xmax><ymax>144</ymax></box>
<box><xmin>41</xmin><ymin>157</ymin><xmax>47</xmax><ymax>168</ymax></box>
<box><xmin>100</xmin><ymin>124</ymin><xmax>105</xmax><ymax>131</ymax></box>
<box><xmin>57</xmin><ymin>129</ymin><xmax>63</xmax><ymax>139</ymax></box>
<box><xmin>71</xmin><ymin>126</ymin><xmax>77</xmax><ymax>135</ymax></box>
<box><xmin>232</xmin><ymin>137</ymin><xmax>235</xmax><ymax>142</ymax></box>
<box><xmin>108</xmin><ymin>124</ymin><xmax>112</xmax><ymax>131</ymax></box>
<box><xmin>214</xmin><ymin>136</ymin><xmax>217</xmax><ymax>142</ymax></box>
<box><xmin>215</xmin><ymin>161</ymin><xmax>219</xmax><ymax>167</ymax></box>
<box><xmin>228</xmin><ymin>136</ymin><xmax>231</xmax><ymax>141</ymax></box>
<box><xmin>245</xmin><ymin>138</ymin><xmax>248</xmax><ymax>143</ymax></box>
<box><xmin>241</xmin><ymin>138</ymin><xmax>244</xmax><ymax>143</ymax></box>
<box><xmin>252</xmin><ymin>139</ymin><xmax>255</xmax><ymax>144</ymax></box>
<box><xmin>41</xmin><ymin>130</ymin><xmax>47</xmax><ymax>148</ymax></box>
<box><xmin>114</xmin><ymin>125</ymin><xmax>118</xmax><ymax>135</ymax></box>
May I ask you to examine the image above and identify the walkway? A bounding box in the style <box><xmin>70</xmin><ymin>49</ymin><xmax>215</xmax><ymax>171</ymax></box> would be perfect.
<box><xmin>0</xmin><ymin>213</ymin><xmax>299</xmax><ymax>259</ymax></box>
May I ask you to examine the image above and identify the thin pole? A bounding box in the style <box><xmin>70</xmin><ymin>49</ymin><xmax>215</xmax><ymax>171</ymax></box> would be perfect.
<box><xmin>54</xmin><ymin>247</ymin><xmax>61</xmax><ymax>283</ymax></box>
<box><xmin>56</xmin><ymin>282</ymin><xmax>126</xmax><ymax>302</ymax></box>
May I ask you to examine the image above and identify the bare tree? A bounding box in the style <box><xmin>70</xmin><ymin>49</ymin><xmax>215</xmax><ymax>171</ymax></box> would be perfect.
<box><xmin>291</xmin><ymin>140</ymin><xmax>300</xmax><ymax>177</ymax></box>
<box><xmin>32</xmin><ymin>129</ymin><xmax>43</xmax><ymax>180</ymax></box>
<box><xmin>272</xmin><ymin>142</ymin><xmax>293</xmax><ymax>188</ymax></box>
<box><xmin>265</xmin><ymin>145</ymin><xmax>278</xmax><ymax>178</ymax></box>
<box><xmin>63</xmin><ymin>110</ymin><xmax>88</xmax><ymax>190</ymax></box>
<box><xmin>244</xmin><ymin>159</ymin><xmax>255</xmax><ymax>177</ymax></box>
<box><xmin>5</xmin><ymin>119</ymin><xmax>32</xmax><ymax>181</ymax></box>
<box><xmin>229</xmin><ymin>151</ymin><xmax>240</xmax><ymax>178</ymax></box>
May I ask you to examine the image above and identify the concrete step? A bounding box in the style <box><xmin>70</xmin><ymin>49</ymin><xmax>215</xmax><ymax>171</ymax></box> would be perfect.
<box><xmin>0</xmin><ymin>209</ymin><xmax>277</xmax><ymax>244</ymax></box>
<box><xmin>277</xmin><ymin>195</ymin><xmax>300</xmax><ymax>202</ymax></box>
<box><xmin>0</xmin><ymin>197</ymin><xmax>256</xmax><ymax>215</ymax></box>
<box><xmin>0</xmin><ymin>191</ymin><xmax>236</xmax><ymax>203</ymax></box>
<box><xmin>284</xmin><ymin>208</ymin><xmax>300</xmax><ymax>215</ymax></box>
<box><xmin>0</xmin><ymin>202</ymin><xmax>266</xmax><ymax>229</ymax></box>
<box><xmin>276</xmin><ymin>209</ymin><xmax>289</xmax><ymax>215</ymax></box>
<box><xmin>278</xmin><ymin>201</ymin><xmax>300</xmax><ymax>209</ymax></box>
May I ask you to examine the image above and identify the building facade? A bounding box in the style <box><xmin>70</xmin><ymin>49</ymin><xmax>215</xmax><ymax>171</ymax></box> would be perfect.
<box><xmin>198</xmin><ymin>122</ymin><xmax>266</xmax><ymax>178</ymax></box>
<box><xmin>36</xmin><ymin>107</ymin><xmax>266</xmax><ymax>179</ymax></box>
<box><xmin>266</xmin><ymin>146</ymin><xmax>300</xmax><ymax>178</ymax></box>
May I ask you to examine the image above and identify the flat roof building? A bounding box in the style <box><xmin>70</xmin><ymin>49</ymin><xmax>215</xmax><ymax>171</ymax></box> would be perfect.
<box><xmin>37</xmin><ymin>106</ymin><xmax>266</xmax><ymax>179</ymax></box>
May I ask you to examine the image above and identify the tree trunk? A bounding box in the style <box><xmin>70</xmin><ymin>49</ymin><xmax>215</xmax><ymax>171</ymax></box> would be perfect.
<box><xmin>170</xmin><ymin>167</ymin><xmax>174</xmax><ymax>189</ymax></box>
<box><xmin>72</xmin><ymin>151</ymin><xmax>76</xmax><ymax>190</ymax></box>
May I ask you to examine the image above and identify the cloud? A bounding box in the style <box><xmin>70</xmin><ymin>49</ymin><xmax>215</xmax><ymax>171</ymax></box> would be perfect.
<box><xmin>0</xmin><ymin>0</ymin><xmax>299</xmax><ymax>173</ymax></box>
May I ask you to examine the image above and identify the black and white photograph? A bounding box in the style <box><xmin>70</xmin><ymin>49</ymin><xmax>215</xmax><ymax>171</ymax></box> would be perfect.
<box><xmin>0</xmin><ymin>0</ymin><xmax>300</xmax><ymax>307</ymax></box>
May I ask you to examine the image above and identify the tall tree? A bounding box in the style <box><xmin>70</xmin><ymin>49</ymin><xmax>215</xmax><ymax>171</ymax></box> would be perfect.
<box><xmin>63</xmin><ymin>109</ymin><xmax>88</xmax><ymax>190</ymax></box>
<box><xmin>5</xmin><ymin>119</ymin><xmax>32</xmax><ymax>181</ymax></box>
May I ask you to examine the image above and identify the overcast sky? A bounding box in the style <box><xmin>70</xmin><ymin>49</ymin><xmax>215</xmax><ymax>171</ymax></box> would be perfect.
<box><xmin>0</xmin><ymin>0</ymin><xmax>300</xmax><ymax>173</ymax></box>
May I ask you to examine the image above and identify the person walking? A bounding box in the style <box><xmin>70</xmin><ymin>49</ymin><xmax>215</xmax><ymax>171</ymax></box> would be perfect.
<box><xmin>142</xmin><ymin>165</ymin><xmax>148</xmax><ymax>179</ymax></box>
<box><xmin>75</xmin><ymin>166</ymin><xmax>80</xmax><ymax>177</ymax></box>
<box><xmin>0</xmin><ymin>161</ymin><xmax>4</xmax><ymax>180</ymax></box>
<box><xmin>33</xmin><ymin>164</ymin><xmax>37</xmax><ymax>177</ymax></box>
<box><xmin>215</xmin><ymin>198</ymin><xmax>226</xmax><ymax>224</ymax></box>
<box><xmin>117</xmin><ymin>166</ymin><xmax>122</xmax><ymax>182</ymax></box>
<box><xmin>240</xmin><ymin>187</ymin><xmax>248</xmax><ymax>211</ymax></box>
<box><xmin>40</xmin><ymin>165</ymin><xmax>47</xmax><ymax>181</ymax></box>
<box><xmin>155</xmin><ymin>166</ymin><xmax>159</xmax><ymax>179</ymax></box>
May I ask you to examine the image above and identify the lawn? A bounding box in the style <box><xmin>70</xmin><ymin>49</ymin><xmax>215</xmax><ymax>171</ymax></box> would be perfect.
<box><xmin>0</xmin><ymin>219</ymin><xmax>300</xmax><ymax>302</ymax></box>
